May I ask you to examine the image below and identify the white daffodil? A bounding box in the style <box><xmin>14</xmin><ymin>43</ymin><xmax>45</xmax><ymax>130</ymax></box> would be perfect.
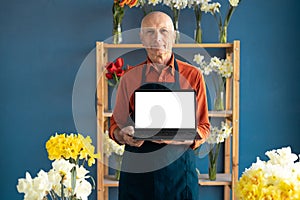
<box><xmin>193</xmin><ymin>53</ymin><xmax>205</xmax><ymax>65</ymax></box>
<box><xmin>75</xmin><ymin>179</ymin><xmax>92</xmax><ymax>200</ymax></box>
<box><xmin>103</xmin><ymin>130</ymin><xmax>125</xmax><ymax>157</ymax></box>
<box><xmin>76</xmin><ymin>165</ymin><xmax>90</xmax><ymax>179</ymax></box>
<box><xmin>206</xmin><ymin>122</ymin><xmax>232</xmax><ymax>144</ymax></box>
<box><xmin>52</xmin><ymin>159</ymin><xmax>75</xmax><ymax>177</ymax></box>
<box><xmin>17</xmin><ymin>172</ymin><xmax>33</xmax><ymax>194</ymax></box>
<box><xmin>229</xmin><ymin>0</ymin><xmax>239</xmax><ymax>7</ymax></box>
<box><xmin>148</xmin><ymin>0</ymin><xmax>162</xmax><ymax>6</ymax></box>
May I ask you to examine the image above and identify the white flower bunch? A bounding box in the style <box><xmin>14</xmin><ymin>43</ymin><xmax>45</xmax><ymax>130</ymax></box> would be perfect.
<box><xmin>201</xmin><ymin>1</ymin><xmax>221</xmax><ymax>14</ymax></box>
<box><xmin>229</xmin><ymin>0</ymin><xmax>239</xmax><ymax>7</ymax></box>
<box><xmin>193</xmin><ymin>53</ymin><xmax>233</xmax><ymax>78</ymax></box>
<box><xmin>236</xmin><ymin>146</ymin><xmax>300</xmax><ymax>199</ymax></box>
<box><xmin>187</xmin><ymin>0</ymin><xmax>211</xmax><ymax>11</ymax></box>
<box><xmin>103</xmin><ymin>130</ymin><xmax>125</xmax><ymax>157</ymax></box>
<box><xmin>163</xmin><ymin>0</ymin><xmax>189</xmax><ymax>9</ymax></box>
<box><xmin>206</xmin><ymin>121</ymin><xmax>232</xmax><ymax>144</ymax></box>
<box><xmin>17</xmin><ymin>159</ymin><xmax>93</xmax><ymax>200</ymax></box>
<box><xmin>147</xmin><ymin>0</ymin><xmax>162</xmax><ymax>6</ymax></box>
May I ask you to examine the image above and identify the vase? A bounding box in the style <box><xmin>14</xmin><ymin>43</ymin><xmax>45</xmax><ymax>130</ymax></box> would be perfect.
<box><xmin>219</xmin><ymin>25</ymin><xmax>227</xmax><ymax>43</ymax></box>
<box><xmin>208</xmin><ymin>143</ymin><xmax>221</xmax><ymax>181</ymax></box>
<box><xmin>194</xmin><ymin>21</ymin><xmax>202</xmax><ymax>43</ymax></box>
<box><xmin>113</xmin><ymin>23</ymin><xmax>122</xmax><ymax>44</ymax></box>
<box><xmin>208</xmin><ymin>159</ymin><xmax>217</xmax><ymax>181</ymax></box>
<box><xmin>114</xmin><ymin>154</ymin><xmax>122</xmax><ymax>181</ymax></box>
<box><xmin>174</xmin><ymin>20</ymin><xmax>180</xmax><ymax>44</ymax></box>
<box><xmin>214</xmin><ymin>88</ymin><xmax>224</xmax><ymax>111</ymax></box>
<box><xmin>194</xmin><ymin>6</ymin><xmax>202</xmax><ymax>44</ymax></box>
<box><xmin>172</xmin><ymin>8</ymin><xmax>180</xmax><ymax>43</ymax></box>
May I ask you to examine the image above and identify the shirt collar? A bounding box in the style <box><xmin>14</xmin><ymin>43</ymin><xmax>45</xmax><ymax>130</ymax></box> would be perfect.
<box><xmin>145</xmin><ymin>54</ymin><xmax>175</xmax><ymax>76</ymax></box>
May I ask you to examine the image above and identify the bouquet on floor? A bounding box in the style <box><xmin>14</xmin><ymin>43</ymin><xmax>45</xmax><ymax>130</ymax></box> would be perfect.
<box><xmin>236</xmin><ymin>146</ymin><xmax>300</xmax><ymax>200</ymax></box>
<box><xmin>17</xmin><ymin>133</ymin><xmax>99</xmax><ymax>200</ymax></box>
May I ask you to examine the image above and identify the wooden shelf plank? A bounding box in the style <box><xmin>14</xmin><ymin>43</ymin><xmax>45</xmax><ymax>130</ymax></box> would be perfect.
<box><xmin>104</xmin><ymin>110</ymin><xmax>232</xmax><ymax>118</ymax></box>
<box><xmin>198</xmin><ymin>173</ymin><xmax>232</xmax><ymax>186</ymax></box>
<box><xmin>103</xmin><ymin>43</ymin><xmax>233</xmax><ymax>49</ymax></box>
<box><xmin>209</xmin><ymin>110</ymin><xmax>233</xmax><ymax>118</ymax></box>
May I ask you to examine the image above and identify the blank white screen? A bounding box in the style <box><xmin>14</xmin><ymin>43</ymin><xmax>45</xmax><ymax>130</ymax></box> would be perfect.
<box><xmin>135</xmin><ymin>91</ymin><xmax>195</xmax><ymax>129</ymax></box>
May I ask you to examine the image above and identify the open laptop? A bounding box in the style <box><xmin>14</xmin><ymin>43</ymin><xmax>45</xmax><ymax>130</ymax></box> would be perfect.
<box><xmin>133</xmin><ymin>89</ymin><xmax>200</xmax><ymax>140</ymax></box>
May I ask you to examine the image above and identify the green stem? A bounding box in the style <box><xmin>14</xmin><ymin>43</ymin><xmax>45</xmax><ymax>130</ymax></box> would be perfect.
<box><xmin>194</xmin><ymin>4</ymin><xmax>202</xmax><ymax>43</ymax></box>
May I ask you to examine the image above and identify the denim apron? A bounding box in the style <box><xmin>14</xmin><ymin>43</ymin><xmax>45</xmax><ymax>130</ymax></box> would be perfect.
<box><xmin>118</xmin><ymin>59</ymin><xmax>199</xmax><ymax>200</ymax></box>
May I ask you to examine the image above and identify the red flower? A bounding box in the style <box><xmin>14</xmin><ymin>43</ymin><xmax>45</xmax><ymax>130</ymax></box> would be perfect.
<box><xmin>114</xmin><ymin>57</ymin><xmax>124</xmax><ymax>69</ymax></box>
<box><xmin>119</xmin><ymin>0</ymin><xmax>138</xmax><ymax>8</ymax></box>
<box><xmin>105</xmin><ymin>57</ymin><xmax>125</xmax><ymax>84</ymax></box>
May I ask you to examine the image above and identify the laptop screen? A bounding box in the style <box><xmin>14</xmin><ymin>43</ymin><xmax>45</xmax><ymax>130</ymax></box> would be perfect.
<box><xmin>134</xmin><ymin>90</ymin><xmax>196</xmax><ymax>129</ymax></box>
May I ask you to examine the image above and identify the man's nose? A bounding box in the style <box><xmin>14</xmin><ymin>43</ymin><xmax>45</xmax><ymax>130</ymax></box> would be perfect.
<box><xmin>153</xmin><ymin>30</ymin><xmax>162</xmax><ymax>41</ymax></box>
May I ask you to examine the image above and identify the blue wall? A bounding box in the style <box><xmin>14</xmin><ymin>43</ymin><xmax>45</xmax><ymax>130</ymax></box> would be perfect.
<box><xmin>1</xmin><ymin>0</ymin><xmax>300</xmax><ymax>199</ymax></box>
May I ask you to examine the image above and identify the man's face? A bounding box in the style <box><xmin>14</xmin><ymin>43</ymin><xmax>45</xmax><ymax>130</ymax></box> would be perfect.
<box><xmin>140</xmin><ymin>13</ymin><xmax>175</xmax><ymax>64</ymax></box>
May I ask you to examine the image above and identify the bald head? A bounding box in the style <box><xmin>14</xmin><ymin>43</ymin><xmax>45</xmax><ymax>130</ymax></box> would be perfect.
<box><xmin>139</xmin><ymin>11</ymin><xmax>176</xmax><ymax>65</ymax></box>
<box><xmin>141</xmin><ymin>11</ymin><xmax>174</xmax><ymax>31</ymax></box>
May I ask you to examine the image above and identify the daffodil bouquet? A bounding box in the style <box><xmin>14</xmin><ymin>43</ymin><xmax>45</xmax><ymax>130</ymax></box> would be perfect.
<box><xmin>194</xmin><ymin>53</ymin><xmax>233</xmax><ymax>110</ymax></box>
<box><xmin>236</xmin><ymin>146</ymin><xmax>300</xmax><ymax>200</ymax></box>
<box><xmin>17</xmin><ymin>133</ymin><xmax>99</xmax><ymax>200</ymax></box>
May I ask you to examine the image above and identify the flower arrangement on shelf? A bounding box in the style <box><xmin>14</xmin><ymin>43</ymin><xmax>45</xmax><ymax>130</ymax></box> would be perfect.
<box><xmin>236</xmin><ymin>146</ymin><xmax>300</xmax><ymax>200</ymax></box>
<box><xmin>163</xmin><ymin>0</ymin><xmax>188</xmax><ymax>43</ymax></box>
<box><xmin>105</xmin><ymin>57</ymin><xmax>126</xmax><ymax>86</ymax></box>
<box><xmin>135</xmin><ymin>0</ymin><xmax>158</xmax><ymax>15</ymax></box>
<box><xmin>16</xmin><ymin>133</ymin><xmax>100</xmax><ymax>200</ymax></box>
<box><xmin>205</xmin><ymin>121</ymin><xmax>232</xmax><ymax>181</ymax></box>
<box><xmin>193</xmin><ymin>53</ymin><xmax>233</xmax><ymax>110</ymax></box>
<box><xmin>205</xmin><ymin>0</ymin><xmax>241</xmax><ymax>43</ymax></box>
<box><xmin>112</xmin><ymin>0</ymin><xmax>138</xmax><ymax>44</ymax></box>
<box><xmin>187</xmin><ymin>0</ymin><xmax>212</xmax><ymax>43</ymax></box>
<box><xmin>103</xmin><ymin>131</ymin><xmax>125</xmax><ymax>180</ymax></box>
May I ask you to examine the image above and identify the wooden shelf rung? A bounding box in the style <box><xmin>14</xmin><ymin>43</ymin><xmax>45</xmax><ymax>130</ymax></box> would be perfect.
<box><xmin>103</xmin><ymin>175</ymin><xmax>119</xmax><ymax>187</ymax></box>
<box><xmin>198</xmin><ymin>173</ymin><xmax>232</xmax><ymax>186</ymax></box>
<box><xmin>102</xmin><ymin>43</ymin><xmax>234</xmax><ymax>49</ymax></box>
<box><xmin>104</xmin><ymin>110</ymin><xmax>233</xmax><ymax>118</ymax></box>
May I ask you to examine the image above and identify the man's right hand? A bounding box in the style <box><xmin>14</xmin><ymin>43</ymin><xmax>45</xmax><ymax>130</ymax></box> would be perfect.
<box><xmin>114</xmin><ymin>126</ymin><xmax>144</xmax><ymax>147</ymax></box>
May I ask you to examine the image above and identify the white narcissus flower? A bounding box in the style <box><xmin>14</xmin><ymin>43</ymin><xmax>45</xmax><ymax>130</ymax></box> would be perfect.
<box><xmin>104</xmin><ymin>130</ymin><xmax>125</xmax><ymax>157</ymax></box>
<box><xmin>33</xmin><ymin>170</ymin><xmax>52</xmax><ymax>194</ymax></box>
<box><xmin>148</xmin><ymin>0</ymin><xmax>162</xmax><ymax>6</ymax></box>
<box><xmin>163</xmin><ymin>0</ymin><xmax>172</xmax><ymax>6</ymax></box>
<box><xmin>75</xmin><ymin>179</ymin><xmax>92</xmax><ymax>200</ymax></box>
<box><xmin>17</xmin><ymin>172</ymin><xmax>33</xmax><ymax>193</ymax></box>
<box><xmin>229</xmin><ymin>0</ymin><xmax>239</xmax><ymax>7</ymax></box>
<box><xmin>52</xmin><ymin>159</ymin><xmax>75</xmax><ymax>177</ymax></box>
<box><xmin>206</xmin><ymin>122</ymin><xmax>232</xmax><ymax>144</ymax></box>
<box><xmin>266</xmin><ymin>146</ymin><xmax>298</xmax><ymax>167</ymax></box>
<box><xmin>193</xmin><ymin>53</ymin><xmax>204</xmax><ymax>65</ymax></box>
<box><xmin>202</xmin><ymin>65</ymin><xmax>212</xmax><ymax>76</ymax></box>
<box><xmin>76</xmin><ymin>165</ymin><xmax>90</xmax><ymax>179</ymax></box>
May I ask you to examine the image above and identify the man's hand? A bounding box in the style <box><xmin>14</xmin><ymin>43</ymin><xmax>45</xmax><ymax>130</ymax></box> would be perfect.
<box><xmin>114</xmin><ymin>126</ymin><xmax>144</xmax><ymax>147</ymax></box>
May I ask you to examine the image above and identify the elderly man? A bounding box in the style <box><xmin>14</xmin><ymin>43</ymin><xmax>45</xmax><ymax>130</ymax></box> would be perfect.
<box><xmin>109</xmin><ymin>11</ymin><xmax>210</xmax><ymax>200</ymax></box>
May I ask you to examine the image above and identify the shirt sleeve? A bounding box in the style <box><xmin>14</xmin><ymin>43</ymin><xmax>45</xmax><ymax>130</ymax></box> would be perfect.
<box><xmin>109</xmin><ymin>75</ymin><xmax>131</xmax><ymax>142</ymax></box>
<box><xmin>190</xmin><ymin>70</ymin><xmax>210</xmax><ymax>150</ymax></box>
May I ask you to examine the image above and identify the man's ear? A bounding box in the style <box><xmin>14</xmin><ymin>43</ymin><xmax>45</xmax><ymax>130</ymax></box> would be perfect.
<box><xmin>139</xmin><ymin>31</ymin><xmax>145</xmax><ymax>46</ymax></box>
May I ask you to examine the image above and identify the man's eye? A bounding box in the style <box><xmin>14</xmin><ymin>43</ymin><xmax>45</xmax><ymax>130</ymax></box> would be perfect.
<box><xmin>147</xmin><ymin>30</ymin><xmax>154</xmax><ymax>34</ymax></box>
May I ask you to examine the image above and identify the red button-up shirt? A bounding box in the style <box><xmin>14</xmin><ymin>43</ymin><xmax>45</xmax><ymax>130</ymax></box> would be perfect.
<box><xmin>109</xmin><ymin>55</ymin><xmax>210</xmax><ymax>149</ymax></box>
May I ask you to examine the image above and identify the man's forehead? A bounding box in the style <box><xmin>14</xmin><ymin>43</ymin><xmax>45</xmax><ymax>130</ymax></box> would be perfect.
<box><xmin>142</xmin><ymin>26</ymin><xmax>172</xmax><ymax>30</ymax></box>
